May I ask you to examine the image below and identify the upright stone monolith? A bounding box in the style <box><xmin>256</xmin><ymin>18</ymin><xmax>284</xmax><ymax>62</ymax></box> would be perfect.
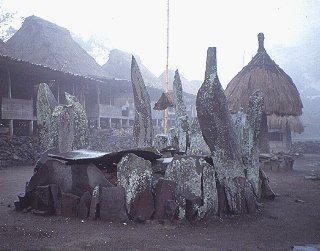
<box><xmin>242</xmin><ymin>91</ymin><xmax>264</xmax><ymax>196</ymax></box>
<box><xmin>36</xmin><ymin>83</ymin><xmax>58</xmax><ymax>152</ymax></box>
<box><xmin>196</xmin><ymin>47</ymin><xmax>257</xmax><ymax>214</ymax></box>
<box><xmin>65</xmin><ymin>92</ymin><xmax>89</xmax><ymax>150</ymax></box>
<box><xmin>172</xmin><ymin>70</ymin><xmax>189</xmax><ymax>153</ymax></box>
<box><xmin>131</xmin><ymin>56</ymin><xmax>153</xmax><ymax>147</ymax></box>
<box><xmin>49</xmin><ymin>92</ymin><xmax>88</xmax><ymax>152</ymax></box>
<box><xmin>187</xmin><ymin>117</ymin><xmax>211</xmax><ymax>155</ymax></box>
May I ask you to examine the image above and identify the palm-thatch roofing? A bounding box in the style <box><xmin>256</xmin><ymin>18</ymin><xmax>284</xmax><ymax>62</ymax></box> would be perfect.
<box><xmin>5</xmin><ymin>15</ymin><xmax>104</xmax><ymax>77</ymax></box>
<box><xmin>225</xmin><ymin>33</ymin><xmax>303</xmax><ymax>133</ymax></box>
<box><xmin>153</xmin><ymin>92</ymin><xmax>174</xmax><ymax>110</ymax></box>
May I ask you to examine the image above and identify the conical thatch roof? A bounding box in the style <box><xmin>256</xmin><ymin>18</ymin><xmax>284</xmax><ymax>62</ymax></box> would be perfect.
<box><xmin>6</xmin><ymin>15</ymin><xmax>103</xmax><ymax>77</ymax></box>
<box><xmin>225</xmin><ymin>33</ymin><xmax>303</xmax><ymax>132</ymax></box>
<box><xmin>153</xmin><ymin>92</ymin><xmax>174</xmax><ymax>110</ymax></box>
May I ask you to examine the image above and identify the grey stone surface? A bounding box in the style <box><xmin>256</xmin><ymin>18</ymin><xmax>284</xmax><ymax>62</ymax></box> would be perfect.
<box><xmin>131</xmin><ymin>56</ymin><xmax>153</xmax><ymax>147</ymax></box>
<box><xmin>117</xmin><ymin>153</ymin><xmax>154</xmax><ymax>220</ymax></box>
<box><xmin>196</xmin><ymin>47</ymin><xmax>257</xmax><ymax>214</ymax></box>
<box><xmin>50</xmin><ymin>104</ymin><xmax>75</xmax><ymax>152</ymax></box>
<box><xmin>164</xmin><ymin>155</ymin><xmax>218</xmax><ymax>220</ymax></box>
<box><xmin>173</xmin><ymin>70</ymin><xmax>189</xmax><ymax>153</ymax></box>
<box><xmin>100</xmin><ymin>187</ymin><xmax>128</xmax><ymax>222</ymax></box>
<box><xmin>78</xmin><ymin>191</ymin><xmax>91</xmax><ymax>219</ymax></box>
<box><xmin>187</xmin><ymin>117</ymin><xmax>211</xmax><ymax>155</ymax></box>
<box><xmin>65</xmin><ymin>92</ymin><xmax>89</xmax><ymax>150</ymax></box>
<box><xmin>173</xmin><ymin>70</ymin><xmax>187</xmax><ymax>118</ymax></box>
<box><xmin>46</xmin><ymin>92</ymin><xmax>88</xmax><ymax>153</ymax></box>
<box><xmin>61</xmin><ymin>192</ymin><xmax>80</xmax><ymax>217</ymax></box>
<box><xmin>242</xmin><ymin>91</ymin><xmax>264</xmax><ymax>196</ymax></box>
<box><xmin>32</xmin><ymin>185</ymin><xmax>54</xmax><ymax>215</ymax></box>
<box><xmin>153</xmin><ymin>134</ymin><xmax>169</xmax><ymax>150</ymax></box>
<box><xmin>36</xmin><ymin>83</ymin><xmax>58</xmax><ymax>152</ymax></box>
<box><xmin>153</xmin><ymin>178</ymin><xmax>177</xmax><ymax>220</ymax></box>
<box><xmin>26</xmin><ymin>159</ymin><xmax>112</xmax><ymax>197</ymax></box>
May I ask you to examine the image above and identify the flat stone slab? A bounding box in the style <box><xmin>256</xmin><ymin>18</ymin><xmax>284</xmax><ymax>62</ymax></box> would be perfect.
<box><xmin>48</xmin><ymin>147</ymin><xmax>161</xmax><ymax>169</ymax></box>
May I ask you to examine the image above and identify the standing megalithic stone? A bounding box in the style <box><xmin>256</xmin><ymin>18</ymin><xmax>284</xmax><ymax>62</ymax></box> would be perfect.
<box><xmin>131</xmin><ymin>56</ymin><xmax>153</xmax><ymax>147</ymax></box>
<box><xmin>173</xmin><ymin>70</ymin><xmax>189</xmax><ymax>153</ymax></box>
<box><xmin>196</xmin><ymin>47</ymin><xmax>241</xmax><ymax>161</ymax></box>
<box><xmin>196</xmin><ymin>47</ymin><xmax>257</xmax><ymax>214</ymax></box>
<box><xmin>36</xmin><ymin>83</ymin><xmax>58</xmax><ymax>152</ymax></box>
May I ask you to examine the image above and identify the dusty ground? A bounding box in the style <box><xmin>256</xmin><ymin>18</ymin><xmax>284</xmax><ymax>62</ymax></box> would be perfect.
<box><xmin>0</xmin><ymin>155</ymin><xmax>320</xmax><ymax>251</ymax></box>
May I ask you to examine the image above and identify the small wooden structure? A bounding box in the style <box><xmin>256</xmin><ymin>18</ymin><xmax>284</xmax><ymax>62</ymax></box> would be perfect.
<box><xmin>225</xmin><ymin>33</ymin><xmax>303</xmax><ymax>153</ymax></box>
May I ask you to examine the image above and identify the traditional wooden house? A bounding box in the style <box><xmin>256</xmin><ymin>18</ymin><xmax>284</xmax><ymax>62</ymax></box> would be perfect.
<box><xmin>225</xmin><ymin>33</ymin><xmax>303</xmax><ymax>153</ymax></box>
<box><xmin>0</xmin><ymin>15</ymin><xmax>196</xmax><ymax>136</ymax></box>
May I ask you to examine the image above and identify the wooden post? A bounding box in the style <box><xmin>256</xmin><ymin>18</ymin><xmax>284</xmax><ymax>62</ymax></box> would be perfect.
<box><xmin>29</xmin><ymin>120</ymin><xmax>34</xmax><ymax>136</ymax></box>
<box><xmin>7</xmin><ymin>68</ymin><xmax>13</xmax><ymax>136</ymax></box>
<box><xmin>97</xmin><ymin>85</ymin><xmax>101</xmax><ymax>129</ymax></box>
<box><xmin>57</xmin><ymin>83</ymin><xmax>60</xmax><ymax>103</ymax></box>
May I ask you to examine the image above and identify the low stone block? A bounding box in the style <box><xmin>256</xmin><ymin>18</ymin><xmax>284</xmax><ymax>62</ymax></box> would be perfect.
<box><xmin>100</xmin><ymin>187</ymin><xmax>128</xmax><ymax>222</ymax></box>
<box><xmin>153</xmin><ymin>179</ymin><xmax>176</xmax><ymax>220</ymax></box>
<box><xmin>78</xmin><ymin>191</ymin><xmax>91</xmax><ymax>219</ymax></box>
<box><xmin>61</xmin><ymin>193</ymin><xmax>80</xmax><ymax>217</ymax></box>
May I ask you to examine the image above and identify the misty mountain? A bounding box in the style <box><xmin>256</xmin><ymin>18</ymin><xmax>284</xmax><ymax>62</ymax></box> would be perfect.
<box><xmin>72</xmin><ymin>34</ymin><xmax>111</xmax><ymax>66</ymax></box>
<box><xmin>158</xmin><ymin>69</ymin><xmax>202</xmax><ymax>95</ymax></box>
<box><xmin>271</xmin><ymin>36</ymin><xmax>320</xmax><ymax>95</ymax></box>
<box><xmin>101</xmin><ymin>49</ymin><xmax>159</xmax><ymax>88</ymax></box>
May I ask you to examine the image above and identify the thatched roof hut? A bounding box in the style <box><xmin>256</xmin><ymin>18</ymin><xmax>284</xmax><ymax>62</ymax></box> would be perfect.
<box><xmin>6</xmin><ymin>15</ymin><xmax>103</xmax><ymax>77</ymax></box>
<box><xmin>153</xmin><ymin>92</ymin><xmax>174</xmax><ymax>110</ymax></box>
<box><xmin>225</xmin><ymin>33</ymin><xmax>303</xmax><ymax>134</ymax></box>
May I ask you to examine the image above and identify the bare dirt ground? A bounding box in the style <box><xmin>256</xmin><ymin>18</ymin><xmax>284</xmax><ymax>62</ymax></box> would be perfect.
<box><xmin>1</xmin><ymin>154</ymin><xmax>320</xmax><ymax>251</ymax></box>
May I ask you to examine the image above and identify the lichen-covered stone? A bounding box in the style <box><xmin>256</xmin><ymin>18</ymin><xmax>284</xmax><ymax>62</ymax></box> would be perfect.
<box><xmin>153</xmin><ymin>134</ymin><xmax>169</xmax><ymax>150</ymax></box>
<box><xmin>187</xmin><ymin>117</ymin><xmax>211</xmax><ymax>155</ymax></box>
<box><xmin>196</xmin><ymin>47</ymin><xmax>257</xmax><ymax>214</ymax></box>
<box><xmin>164</xmin><ymin>155</ymin><xmax>218</xmax><ymax>220</ymax></box>
<box><xmin>99</xmin><ymin>187</ymin><xmax>128</xmax><ymax>222</ymax></box>
<box><xmin>65</xmin><ymin>92</ymin><xmax>89</xmax><ymax>150</ymax></box>
<box><xmin>173</xmin><ymin>70</ymin><xmax>189</xmax><ymax>153</ymax></box>
<box><xmin>117</xmin><ymin>153</ymin><xmax>154</xmax><ymax>220</ymax></box>
<box><xmin>49</xmin><ymin>92</ymin><xmax>89</xmax><ymax>152</ymax></box>
<box><xmin>26</xmin><ymin>160</ymin><xmax>112</xmax><ymax>197</ymax></box>
<box><xmin>36</xmin><ymin>83</ymin><xmax>58</xmax><ymax>152</ymax></box>
<box><xmin>131</xmin><ymin>56</ymin><xmax>153</xmax><ymax>147</ymax></box>
<box><xmin>153</xmin><ymin>178</ymin><xmax>177</xmax><ymax>220</ymax></box>
<box><xmin>50</xmin><ymin>104</ymin><xmax>75</xmax><ymax>152</ymax></box>
<box><xmin>242</xmin><ymin>91</ymin><xmax>264</xmax><ymax>196</ymax></box>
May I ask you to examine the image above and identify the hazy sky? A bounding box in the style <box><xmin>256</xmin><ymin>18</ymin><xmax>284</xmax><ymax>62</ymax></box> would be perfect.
<box><xmin>2</xmin><ymin>0</ymin><xmax>319</xmax><ymax>88</ymax></box>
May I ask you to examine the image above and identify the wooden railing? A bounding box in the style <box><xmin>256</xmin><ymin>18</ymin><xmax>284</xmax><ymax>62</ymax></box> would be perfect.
<box><xmin>1</xmin><ymin>98</ymin><xmax>33</xmax><ymax>120</ymax></box>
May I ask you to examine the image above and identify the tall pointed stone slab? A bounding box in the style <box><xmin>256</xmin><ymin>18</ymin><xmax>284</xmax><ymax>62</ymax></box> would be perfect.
<box><xmin>65</xmin><ymin>92</ymin><xmax>89</xmax><ymax>150</ymax></box>
<box><xmin>36</xmin><ymin>83</ymin><xmax>58</xmax><ymax>152</ymax></box>
<box><xmin>49</xmin><ymin>92</ymin><xmax>89</xmax><ymax>152</ymax></box>
<box><xmin>172</xmin><ymin>70</ymin><xmax>189</xmax><ymax>153</ymax></box>
<box><xmin>196</xmin><ymin>47</ymin><xmax>257</xmax><ymax>214</ymax></box>
<box><xmin>187</xmin><ymin>117</ymin><xmax>210</xmax><ymax>155</ymax></box>
<box><xmin>196</xmin><ymin>47</ymin><xmax>241</xmax><ymax>162</ymax></box>
<box><xmin>50</xmin><ymin>104</ymin><xmax>75</xmax><ymax>153</ymax></box>
<box><xmin>242</xmin><ymin>91</ymin><xmax>264</xmax><ymax>196</ymax></box>
<box><xmin>131</xmin><ymin>56</ymin><xmax>153</xmax><ymax>147</ymax></box>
